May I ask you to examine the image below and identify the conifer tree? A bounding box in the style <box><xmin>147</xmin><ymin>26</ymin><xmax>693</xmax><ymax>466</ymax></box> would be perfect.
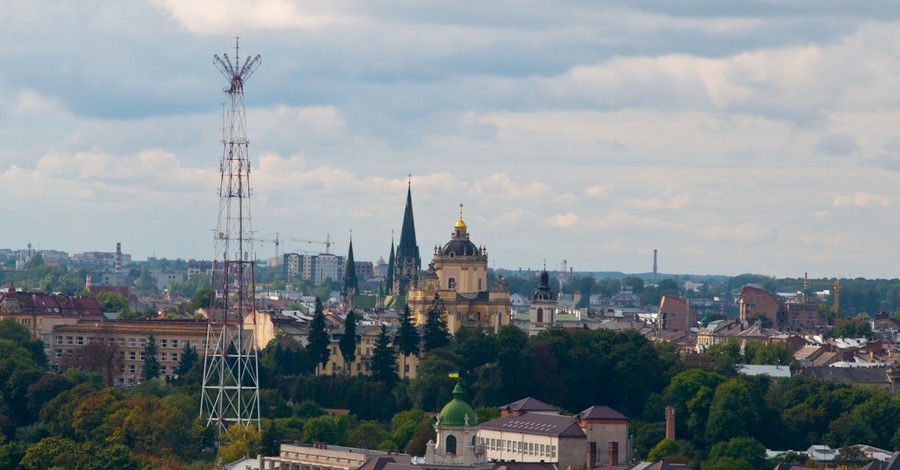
<box><xmin>423</xmin><ymin>294</ymin><xmax>450</xmax><ymax>351</ymax></box>
<box><xmin>142</xmin><ymin>335</ymin><xmax>160</xmax><ymax>381</ymax></box>
<box><xmin>371</xmin><ymin>324</ymin><xmax>398</xmax><ymax>386</ymax></box>
<box><xmin>306</xmin><ymin>297</ymin><xmax>331</xmax><ymax>373</ymax></box>
<box><xmin>175</xmin><ymin>341</ymin><xmax>198</xmax><ymax>377</ymax></box>
<box><xmin>339</xmin><ymin>311</ymin><xmax>357</xmax><ymax>374</ymax></box>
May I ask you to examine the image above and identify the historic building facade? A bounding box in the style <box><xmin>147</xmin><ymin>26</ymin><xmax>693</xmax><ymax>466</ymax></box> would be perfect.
<box><xmin>406</xmin><ymin>208</ymin><xmax>510</xmax><ymax>334</ymax></box>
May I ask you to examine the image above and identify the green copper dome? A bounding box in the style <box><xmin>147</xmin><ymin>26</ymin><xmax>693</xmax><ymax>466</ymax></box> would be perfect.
<box><xmin>438</xmin><ymin>383</ymin><xmax>478</xmax><ymax>426</ymax></box>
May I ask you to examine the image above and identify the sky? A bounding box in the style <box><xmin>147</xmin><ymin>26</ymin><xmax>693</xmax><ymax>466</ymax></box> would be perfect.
<box><xmin>2</xmin><ymin>1</ymin><xmax>900</xmax><ymax>279</ymax></box>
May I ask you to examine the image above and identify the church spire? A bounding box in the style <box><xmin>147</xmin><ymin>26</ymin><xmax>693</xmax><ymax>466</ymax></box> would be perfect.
<box><xmin>395</xmin><ymin>178</ymin><xmax>421</xmax><ymax>295</ymax></box>
<box><xmin>342</xmin><ymin>231</ymin><xmax>358</xmax><ymax>311</ymax></box>
<box><xmin>386</xmin><ymin>232</ymin><xmax>395</xmax><ymax>294</ymax></box>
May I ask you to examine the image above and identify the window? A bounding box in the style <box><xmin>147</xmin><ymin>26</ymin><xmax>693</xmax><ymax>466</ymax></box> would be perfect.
<box><xmin>55</xmin><ymin>336</ymin><xmax>62</xmax><ymax>345</ymax></box>
<box><xmin>140</xmin><ymin>338</ymin><xmax>146</xmax><ymax>347</ymax></box>
<box><xmin>448</xmin><ymin>278</ymin><xmax>456</xmax><ymax>290</ymax></box>
<box><xmin>55</xmin><ymin>349</ymin><xmax>62</xmax><ymax>358</ymax></box>
<box><xmin>551</xmin><ymin>446</ymin><xmax>556</xmax><ymax>458</ymax></box>
<box><xmin>172</xmin><ymin>339</ymin><xmax>179</xmax><ymax>348</ymax></box>
<box><xmin>76</xmin><ymin>336</ymin><xmax>84</xmax><ymax>345</ymax></box>
<box><xmin>161</xmin><ymin>353</ymin><xmax>167</xmax><ymax>361</ymax></box>
<box><xmin>540</xmin><ymin>444</ymin><xmax>545</xmax><ymax>456</ymax></box>
<box><xmin>66</xmin><ymin>336</ymin><xmax>73</xmax><ymax>345</ymax></box>
<box><xmin>129</xmin><ymin>352</ymin><xmax>136</xmax><ymax>360</ymax></box>
<box><xmin>160</xmin><ymin>366</ymin><xmax>166</xmax><ymax>374</ymax></box>
<box><xmin>446</xmin><ymin>435</ymin><xmax>457</xmax><ymax>454</ymax></box>
<box><xmin>118</xmin><ymin>338</ymin><xmax>125</xmax><ymax>346</ymax></box>
<box><xmin>139</xmin><ymin>352</ymin><xmax>146</xmax><ymax>360</ymax></box>
<box><xmin>128</xmin><ymin>338</ymin><xmax>136</xmax><ymax>347</ymax></box>
<box><xmin>171</xmin><ymin>353</ymin><xmax>178</xmax><ymax>362</ymax></box>
<box><xmin>161</xmin><ymin>339</ymin><xmax>168</xmax><ymax>348</ymax></box>
<box><xmin>128</xmin><ymin>365</ymin><xmax>135</xmax><ymax>374</ymax></box>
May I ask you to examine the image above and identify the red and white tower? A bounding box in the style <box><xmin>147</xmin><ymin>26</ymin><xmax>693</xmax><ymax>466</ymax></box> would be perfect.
<box><xmin>200</xmin><ymin>38</ymin><xmax>262</xmax><ymax>435</ymax></box>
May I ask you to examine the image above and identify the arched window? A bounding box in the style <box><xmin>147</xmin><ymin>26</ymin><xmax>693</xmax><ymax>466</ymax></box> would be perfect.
<box><xmin>537</xmin><ymin>307</ymin><xmax>543</xmax><ymax>323</ymax></box>
<box><xmin>448</xmin><ymin>278</ymin><xmax>456</xmax><ymax>290</ymax></box>
<box><xmin>446</xmin><ymin>435</ymin><xmax>457</xmax><ymax>454</ymax></box>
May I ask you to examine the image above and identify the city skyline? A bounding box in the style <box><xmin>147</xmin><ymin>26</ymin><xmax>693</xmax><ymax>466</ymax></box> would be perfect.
<box><xmin>2</xmin><ymin>2</ymin><xmax>900</xmax><ymax>278</ymax></box>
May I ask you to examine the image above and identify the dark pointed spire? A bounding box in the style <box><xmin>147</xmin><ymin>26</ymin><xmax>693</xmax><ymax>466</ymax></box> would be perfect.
<box><xmin>343</xmin><ymin>232</ymin><xmax>358</xmax><ymax>297</ymax></box>
<box><xmin>395</xmin><ymin>179</ymin><xmax>421</xmax><ymax>294</ymax></box>
<box><xmin>386</xmin><ymin>232</ymin><xmax>395</xmax><ymax>294</ymax></box>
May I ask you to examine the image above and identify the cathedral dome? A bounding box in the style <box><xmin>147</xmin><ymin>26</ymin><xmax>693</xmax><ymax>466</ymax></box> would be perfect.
<box><xmin>440</xmin><ymin>239</ymin><xmax>479</xmax><ymax>257</ymax></box>
<box><xmin>438</xmin><ymin>383</ymin><xmax>478</xmax><ymax>427</ymax></box>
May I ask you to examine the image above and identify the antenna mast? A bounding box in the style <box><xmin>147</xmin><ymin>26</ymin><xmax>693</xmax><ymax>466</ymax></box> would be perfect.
<box><xmin>201</xmin><ymin>37</ymin><xmax>262</xmax><ymax>436</ymax></box>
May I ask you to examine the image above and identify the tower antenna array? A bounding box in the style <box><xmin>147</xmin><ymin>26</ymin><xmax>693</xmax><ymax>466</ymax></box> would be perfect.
<box><xmin>201</xmin><ymin>37</ymin><xmax>262</xmax><ymax>436</ymax></box>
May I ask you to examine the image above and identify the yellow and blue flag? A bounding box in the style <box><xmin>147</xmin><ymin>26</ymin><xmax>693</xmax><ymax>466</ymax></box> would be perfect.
<box><xmin>448</xmin><ymin>370</ymin><xmax>459</xmax><ymax>379</ymax></box>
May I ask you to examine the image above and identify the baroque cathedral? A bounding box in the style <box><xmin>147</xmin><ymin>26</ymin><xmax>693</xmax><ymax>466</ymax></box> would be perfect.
<box><xmin>384</xmin><ymin>183</ymin><xmax>510</xmax><ymax>333</ymax></box>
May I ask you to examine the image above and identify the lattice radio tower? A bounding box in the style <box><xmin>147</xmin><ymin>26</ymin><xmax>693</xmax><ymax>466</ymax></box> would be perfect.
<box><xmin>200</xmin><ymin>38</ymin><xmax>262</xmax><ymax>435</ymax></box>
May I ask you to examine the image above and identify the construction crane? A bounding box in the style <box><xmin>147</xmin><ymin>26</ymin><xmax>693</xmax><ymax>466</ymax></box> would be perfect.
<box><xmin>802</xmin><ymin>273</ymin><xmax>841</xmax><ymax>317</ymax></box>
<box><xmin>257</xmin><ymin>232</ymin><xmax>281</xmax><ymax>260</ymax></box>
<box><xmin>290</xmin><ymin>234</ymin><xmax>333</xmax><ymax>254</ymax></box>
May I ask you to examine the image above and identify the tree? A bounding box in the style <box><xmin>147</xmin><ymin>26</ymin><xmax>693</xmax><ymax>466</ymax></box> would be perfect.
<box><xmin>423</xmin><ymin>294</ymin><xmax>450</xmax><ymax>351</ymax></box>
<box><xmin>339</xmin><ymin>311</ymin><xmax>357</xmax><ymax>374</ymax></box>
<box><xmin>142</xmin><ymin>335</ymin><xmax>160</xmax><ymax>381</ymax></box>
<box><xmin>217</xmin><ymin>422</ymin><xmax>261</xmax><ymax>464</ymax></box>
<box><xmin>66</xmin><ymin>341</ymin><xmax>122</xmax><ymax>387</ymax></box>
<box><xmin>306</xmin><ymin>297</ymin><xmax>331</xmax><ymax>373</ymax></box>
<box><xmin>347</xmin><ymin>421</ymin><xmax>390</xmax><ymax>450</ymax></box>
<box><xmin>705</xmin><ymin>378</ymin><xmax>762</xmax><ymax>444</ymax></box>
<box><xmin>175</xmin><ymin>341</ymin><xmax>199</xmax><ymax>378</ymax></box>
<box><xmin>19</xmin><ymin>436</ymin><xmax>84</xmax><ymax>470</ymax></box>
<box><xmin>371</xmin><ymin>325</ymin><xmax>398</xmax><ymax>386</ymax></box>
<box><xmin>396</xmin><ymin>304</ymin><xmax>420</xmax><ymax>378</ymax></box>
<box><xmin>707</xmin><ymin>437</ymin><xmax>766</xmax><ymax>470</ymax></box>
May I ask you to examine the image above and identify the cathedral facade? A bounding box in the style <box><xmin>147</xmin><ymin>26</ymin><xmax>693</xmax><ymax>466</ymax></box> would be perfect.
<box><xmin>406</xmin><ymin>207</ymin><xmax>510</xmax><ymax>334</ymax></box>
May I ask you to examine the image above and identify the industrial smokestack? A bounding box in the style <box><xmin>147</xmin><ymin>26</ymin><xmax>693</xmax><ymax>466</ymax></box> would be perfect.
<box><xmin>115</xmin><ymin>242</ymin><xmax>122</xmax><ymax>274</ymax></box>
<box><xmin>653</xmin><ymin>249</ymin><xmax>658</xmax><ymax>281</ymax></box>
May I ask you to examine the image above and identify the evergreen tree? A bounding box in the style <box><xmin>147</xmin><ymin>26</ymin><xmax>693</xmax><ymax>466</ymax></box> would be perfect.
<box><xmin>339</xmin><ymin>311</ymin><xmax>357</xmax><ymax>374</ymax></box>
<box><xmin>397</xmin><ymin>304</ymin><xmax>420</xmax><ymax>357</ymax></box>
<box><xmin>176</xmin><ymin>341</ymin><xmax>198</xmax><ymax>377</ymax></box>
<box><xmin>371</xmin><ymin>325</ymin><xmax>398</xmax><ymax>385</ymax></box>
<box><xmin>142</xmin><ymin>335</ymin><xmax>160</xmax><ymax>381</ymax></box>
<box><xmin>423</xmin><ymin>294</ymin><xmax>450</xmax><ymax>351</ymax></box>
<box><xmin>396</xmin><ymin>304</ymin><xmax>420</xmax><ymax>380</ymax></box>
<box><xmin>307</xmin><ymin>297</ymin><xmax>331</xmax><ymax>373</ymax></box>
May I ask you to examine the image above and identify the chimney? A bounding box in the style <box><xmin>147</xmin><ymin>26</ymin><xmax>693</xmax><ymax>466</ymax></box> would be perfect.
<box><xmin>85</xmin><ymin>274</ymin><xmax>93</xmax><ymax>292</ymax></box>
<box><xmin>586</xmin><ymin>441</ymin><xmax>596</xmax><ymax>469</ymax></box>
<box><xmin>608</xmin><ymin>442</ymin><xmax>619</xmax><ymax>467</ymax></box>
<box><xmin>115</xmin><ymin>242</ymin><xmax>122</xmax><ymax>274</ymax></box>
<box><xmin>665</xmin><ymin>405</ymin><xmax>675</xmax><ymax>441</ymax></box>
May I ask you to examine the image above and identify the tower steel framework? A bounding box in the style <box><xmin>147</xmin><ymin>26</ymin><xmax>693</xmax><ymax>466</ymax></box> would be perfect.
<box><xmin>200</xmin><ymin>38</ymin><xmax>262</xmax><ymax>435</ymax></box>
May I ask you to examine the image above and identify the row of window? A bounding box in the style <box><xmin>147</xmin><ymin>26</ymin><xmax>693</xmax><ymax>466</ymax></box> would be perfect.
<box><xmin>55</xmin><ymin>335</ymin><xmax>199</xmax><ymax>349</ymax></box>
<box><xmin>55</xmin><ymin>349</ymin><xmax>179</xmax><ymax>362</ymax></box>
<box><xmin>480</xmin><ymin>437</ymin><xmax>556</xmax><ymax>458</ymax></box>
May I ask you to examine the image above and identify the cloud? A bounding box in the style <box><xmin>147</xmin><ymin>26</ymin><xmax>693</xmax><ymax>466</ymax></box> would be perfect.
<box><xmin>624</xmin><ymin>194</ymin><xmax>691</xmax><ymax>210</ymax></box>
<box><xmin>812</xmin><ymin>132</ymin><xmax>860</xmax><ymax>156</ymax></box>
<box><xmin>831</xmin><ymin>192</ymin><xmax>892</xmax><ymax>208</ymax></box>
<box><xmin>552</xmin><ymin>213</ymin><xmax>578</xmax><ymax>228</ymax></box>
<box><xmin>151</xmin><ymin>0</ymin><xmax>348</xmax><ymax>33</ymax></box>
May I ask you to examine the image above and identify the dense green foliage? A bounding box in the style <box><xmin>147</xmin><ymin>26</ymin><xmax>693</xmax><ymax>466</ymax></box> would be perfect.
<box><xmin>3</xmin><ymin>307</ymin><xmax>900</xmax><ymax>468</ymax></box>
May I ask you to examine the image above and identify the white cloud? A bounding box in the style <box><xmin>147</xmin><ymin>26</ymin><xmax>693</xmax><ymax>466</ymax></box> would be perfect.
<box><xmin>831</xmin><ymin>192</ymin><xmax>892</xmax><ymax>208</ymax></box>
<box><xmin>151</xmin><ymin>0</ymin><xmax>349</xmax><ymax>33</ymax></box>
<box><xmin>552</xmin><ymin>213</ymin><xmax>578</xmax><ymax>228</ymax></box>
